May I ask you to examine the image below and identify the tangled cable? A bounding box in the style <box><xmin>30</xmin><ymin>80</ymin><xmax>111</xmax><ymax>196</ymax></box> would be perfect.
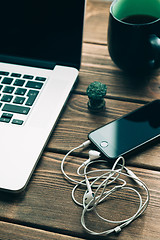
<box><xmin>61</xmin><ymin>140</ymin><xmax>150</xmax><ymax>236</ymax></box>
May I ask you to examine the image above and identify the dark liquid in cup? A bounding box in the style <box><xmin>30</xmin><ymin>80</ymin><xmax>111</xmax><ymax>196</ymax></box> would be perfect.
<box><xmin>121</xmin><ymin>14</ymin><xmax>158</xmax><ymax>24</ymax></box>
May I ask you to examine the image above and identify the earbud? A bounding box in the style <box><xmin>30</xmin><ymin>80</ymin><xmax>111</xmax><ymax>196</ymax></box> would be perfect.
<box><xmin>89</xmin><ymin>150</ymin><xmax>101</xmax><ymax>160</ymax></box>
<box><xmin>82</xmin><ymin>150</ymin><xmax>101</xmax><ymax>166</ymax></box>
<box><xmin>83</xmin><ymin>190</ymin><xmax>94</xmax><ymax>206</ymax></box>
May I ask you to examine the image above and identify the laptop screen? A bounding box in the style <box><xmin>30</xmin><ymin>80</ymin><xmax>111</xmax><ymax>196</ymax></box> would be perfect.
<box><xmin>0</xmin><ymin>0</ymin><xmax>85</xmax><ymax>69</ymax></box>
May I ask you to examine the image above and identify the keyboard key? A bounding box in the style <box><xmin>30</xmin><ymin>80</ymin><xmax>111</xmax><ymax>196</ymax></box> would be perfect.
<box><xmin>13</xmin><ymin>79</ymin><xmax>25</xmax><ymax>86</ymax></box>
<box><xmin>13</xmin><ymin>96</ymin><xmax>25</xmax><ymax>104</ymax></box>
<box><xmin>35</xmin><ymin>76</ymin><xmax>46</xmax><ymax>81</ymax></box>
<box><xmin>3</xmin><ymin>86</ymin><xmax>15</xmax><ymax>94</ymax></box>
<box><xmin>2</xmin><ymin>104</ymin><xmax>30</xmax><ymax>115</ymax></box>
<box><xmin>1</xmin><ymin>113</ymin><xmax>13</xmax><ymax>119</ymax></box>
<box><xmin>15</xmin><ymin>88</ymin><xmax>27</xmax><ymax>96</ymax></box>
<box><xmin>11</xmin><ymin>73</ymin><xmax>22</xmax><ymax>78</ymax></box>
<box><xmin>0</xmin><ymin>85</ymin><xmax>3</xmax><ymax>91</ymax></box>
<box><xmin>0</xmin><ymin>117</ymin><xmax>11</xmax><ymax>123</ymax></box>
<box><xmin>26</xmin><ymin>90</ymin><xmax>39</xmax><ymax>106</ymax></box>
<box><xmin>23</xmin><ymin>74</ymin><xmax>34</xmax><ymax>80</ymax></box>
<box><xmin>25</xmin><ymin>81</ymin><xmax>43</xmax><ymax>89</ymax></box>
<box><xmin>12</xmin><ymin>119</ymin><xmax>24</xmax><ymax>125</ymax></box>
<box><xmin>0</xmin><ymin>71</ymin><xmax>9</xmax><ymax>76</ymax></box>
<box><xmin>1</xmin><ymin>94</ymin><xmax>13</xmax><ymax>102</ymax></box>
<box><xmin>1</xmin><ymin>77</ymin><xmax>13</xmax><ymax>85</ymax></box>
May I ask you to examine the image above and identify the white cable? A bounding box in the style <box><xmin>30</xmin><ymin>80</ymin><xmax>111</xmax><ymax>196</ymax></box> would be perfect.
<box><xmin>61</xmin><ymin>142</ymin><xmax>150</xmax><ymax>237</ymax></box>
<box><xmin>61</xmin><ymin>140</ymin><xmax>91</xmax><ymax>185</ymax></box>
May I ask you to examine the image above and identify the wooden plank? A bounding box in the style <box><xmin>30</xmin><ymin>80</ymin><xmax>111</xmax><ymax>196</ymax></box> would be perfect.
<box><xmin>47</xmin><ymin>95</ymin><xmax>142</xmax><ymax>150</ymax></box>
<box><xmin>83</xmin><ymin>0</ymin><xmax>110</xmax><ymax>44</ymax></box>
<box><xmin>48</xmin><ymin>96</ymin><xmax>142</xmax><ymax>149</ymax></box>
<box><xmin>0</xmin><ymin>152</ymin><xmax>160</xmax><ymax>240</ymax></box>
<box><xmin>0</xmin><ymin>221</ymin><xmax>85</xmax><ymax>240</ymax></box>
<box><xmin>78</xmin><ymin>43</ymin><xmax>160</xmax><ymax>102</ymax></box>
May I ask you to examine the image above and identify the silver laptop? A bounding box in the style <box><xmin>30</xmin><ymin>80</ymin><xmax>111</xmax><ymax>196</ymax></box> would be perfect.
<box><xmin>0</xmin><ymin>0</ymin><xmax>86</xmax><ymax>192</ymax></box>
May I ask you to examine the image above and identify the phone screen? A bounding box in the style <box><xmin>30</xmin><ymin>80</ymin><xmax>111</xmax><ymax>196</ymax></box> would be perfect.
<box><xmin>88</xmin><ymin>100</ymin><xmax>160</xmax><ymax>159</ymax></box>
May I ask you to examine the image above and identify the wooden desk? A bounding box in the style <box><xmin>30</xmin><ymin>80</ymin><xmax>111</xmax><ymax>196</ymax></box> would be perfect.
<box><xmin>1</xmin><ymin>1</ymin><xmax>160</xmax><ymax>239</ymax></box>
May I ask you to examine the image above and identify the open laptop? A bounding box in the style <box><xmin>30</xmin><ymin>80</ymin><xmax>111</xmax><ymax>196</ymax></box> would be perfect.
<box><xmin>0</xmin><ymin>0</ymin><xmax>86</xmax><ymax>192</ymax></box>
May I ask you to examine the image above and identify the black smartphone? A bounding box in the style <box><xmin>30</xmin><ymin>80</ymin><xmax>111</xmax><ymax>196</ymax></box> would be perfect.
<box><xmin>88</xmin><ymin>100</ymin><xmax>160</xmax><ymax>159</ymax></box>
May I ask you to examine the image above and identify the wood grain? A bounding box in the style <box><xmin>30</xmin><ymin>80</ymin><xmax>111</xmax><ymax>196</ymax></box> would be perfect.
<box><xmin>83</xmin><ymin>0</ymin><xmax>110</xmax><ymax>44</ymax></box>
<box><xmin>0</xmin><ymin>152</ymin><xmax>160</xmax><ymax>240</ymax></box>
<box><xmin>0</xmin><ymin>222</ymin><xmax>85</xmax><ymax>240</ymax></box>
<box><xmin>47</xmin><ymin>95</ymin><xmax>142</xmax><ymax>150</ymax></box>
<box><xmin>79</xmin><ymin>43</ymin><xmax>160</xmax><ymax>102</ymax></box>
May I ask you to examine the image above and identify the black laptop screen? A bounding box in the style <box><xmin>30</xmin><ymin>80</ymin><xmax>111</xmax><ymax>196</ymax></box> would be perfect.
<box><xmin>0</xmin><ymin>0</ymin><xmax>85</xmax><ymax>69</ymax></box>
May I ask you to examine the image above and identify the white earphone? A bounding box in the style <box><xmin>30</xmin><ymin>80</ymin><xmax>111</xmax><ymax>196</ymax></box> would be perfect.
<box><xmin>61</xmin><ymin>140</ymin><xmax>150</xmax><ymax>236</ymax></box>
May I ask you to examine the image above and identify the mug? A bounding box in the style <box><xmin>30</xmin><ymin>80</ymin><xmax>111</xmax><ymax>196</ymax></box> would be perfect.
<box><xmin>107</xmin><ymin>0</ymin><xmax>160</xmax><ymax>74</ymax></box>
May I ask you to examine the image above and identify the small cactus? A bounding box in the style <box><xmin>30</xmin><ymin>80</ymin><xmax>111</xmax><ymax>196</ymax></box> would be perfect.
<box><xmin>86</xmin><ymin>81</ymin><xmax>107</xmax><ymax>111</ymax></box>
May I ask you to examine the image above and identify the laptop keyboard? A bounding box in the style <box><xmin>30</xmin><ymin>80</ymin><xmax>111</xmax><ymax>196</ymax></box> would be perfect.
<box><xmin>0</xmin><ymin>70</ymin><xmax>47</xmax><ymax>125</ymax></box>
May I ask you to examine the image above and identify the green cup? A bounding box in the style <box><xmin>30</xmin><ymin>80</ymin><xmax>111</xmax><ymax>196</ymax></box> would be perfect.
<box><xmin>108</xmin><ymin>0</ymin><xmax>160</xmax><ymax>74</ymax></box>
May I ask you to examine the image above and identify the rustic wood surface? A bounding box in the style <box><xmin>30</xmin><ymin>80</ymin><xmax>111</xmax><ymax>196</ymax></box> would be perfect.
<box><xmin>1</xmin><ymin>0</ymin><xmax>160</xmax><ymax>239</ymax></box>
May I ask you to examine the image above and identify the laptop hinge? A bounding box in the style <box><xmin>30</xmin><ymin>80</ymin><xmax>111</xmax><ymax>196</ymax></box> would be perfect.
<box><xmin>0</xmin><ymin>55</ymin><xmax>56</xmax><ymax>70</ymax></box>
